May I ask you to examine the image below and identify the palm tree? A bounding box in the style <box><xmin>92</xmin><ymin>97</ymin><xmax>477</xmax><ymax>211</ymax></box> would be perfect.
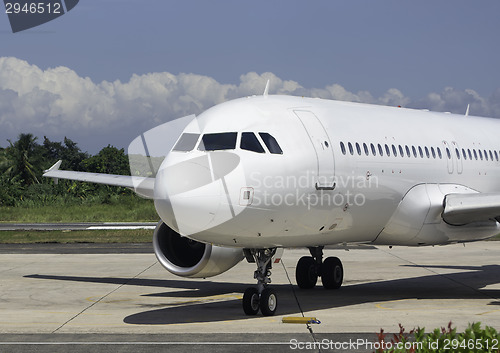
<box><xmin>3</xmin><ymin>133</ymin><xmax>42</xmax><ymax>185</ymax></box>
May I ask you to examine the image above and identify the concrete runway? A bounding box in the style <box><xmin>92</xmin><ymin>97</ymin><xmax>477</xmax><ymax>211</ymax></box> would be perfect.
<box><xmin>1</xmin><ymin>242</ymin><xmax>499</xmax><ymax>352</ymax></box>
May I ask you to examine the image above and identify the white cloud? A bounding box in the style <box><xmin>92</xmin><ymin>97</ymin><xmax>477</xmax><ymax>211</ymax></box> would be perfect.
<box><xmin>0</xmin><ymin>56</ymin><xmax>499</xmax><ymax>152</ymax></box>
<box><xmin>413</xmin><ymin>87</ymin><xmax>500</xmax><ymax>118</ymax></box>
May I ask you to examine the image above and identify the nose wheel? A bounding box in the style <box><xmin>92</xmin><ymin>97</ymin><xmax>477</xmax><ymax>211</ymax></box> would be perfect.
<box><xmin>242</xmin><ymin>248</ymin><xmax>278</xmax><ymax>316</ymax></box>
<box><xmin>242</xmin><ymin>287</ymin><xmax>260</xmax><ymax>315</ymax></box>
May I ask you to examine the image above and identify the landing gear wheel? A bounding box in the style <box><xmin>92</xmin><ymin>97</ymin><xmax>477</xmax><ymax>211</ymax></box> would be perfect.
<box><xmin>321</xmin><ymin>256</ymin><xmax>343</xmax><ymax>289</ymax></box>
<box><xmin>259</xmin><ymin>288</ymin><xmax>278</xmax><ymax>316</ymax></box>
<box><xmin>242</xmin><ymin>248</ymin><xmax>278</xmax><ymax>316</ymax></box>
<box><xmin>296</xmin><ymin>256</ymin><xmax>318</xmax><ymax>289</ymax></box>
<box><xmin>242</xmin><ymin>287</ymin><xmax>260</xmax><ymax>315</ymax></box>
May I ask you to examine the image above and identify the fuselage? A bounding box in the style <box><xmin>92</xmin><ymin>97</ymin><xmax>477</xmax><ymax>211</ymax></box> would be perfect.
<box><xmin>154</xmin><ymin>95</ymin><xmax>500</xmax><ymax>248</ymax></box>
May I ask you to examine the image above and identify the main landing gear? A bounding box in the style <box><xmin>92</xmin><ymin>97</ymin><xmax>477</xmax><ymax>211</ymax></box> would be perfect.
<box><xmin>242</xmin><ymin>248</ymin><xmax>278</xmax><ymax>316</ymax></box>
<box><xmin>296</xmin><ymin>246</ymin><xmax>343</xmax><ymax>290</ymax></box>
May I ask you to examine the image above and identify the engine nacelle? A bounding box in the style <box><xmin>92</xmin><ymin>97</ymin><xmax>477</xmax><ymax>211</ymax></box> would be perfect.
<box><xmin>153</xmin><ymin>221</ymin><xmax>244</xmax><ymax>278</ymax></box>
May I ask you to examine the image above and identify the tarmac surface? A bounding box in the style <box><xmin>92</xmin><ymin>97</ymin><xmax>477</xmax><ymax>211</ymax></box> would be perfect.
<box><xmin>1</xmin><ymin>241</ymin><xmax>500</xmax><ymax>352</ymax></box>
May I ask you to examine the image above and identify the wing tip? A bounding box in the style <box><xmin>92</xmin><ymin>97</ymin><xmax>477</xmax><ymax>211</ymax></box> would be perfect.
<box><xmin>44</xmin><ymin>160</ymin><xmax>62</xmax><ymax>174</ymax></box>
<box><xmin>43</xmin><ymin>160</ymin><xmax>62</xmax><ymax>184</ymax></box>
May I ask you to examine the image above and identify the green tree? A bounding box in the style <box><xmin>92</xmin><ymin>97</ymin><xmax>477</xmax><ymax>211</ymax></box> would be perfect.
<box><xmin>43</xmin><ymin>136</ymin><xmax>88</xmax><ymax>171</ymax></box>
<box><xmin>3</xmin><ymin>133</ymin><xmax>44</xmax><ymax>185</ymax></box>
<box><xmin>0</xmin><ymin>174</ymin><xmax>23</xmax><ymax>206</ymax></box>
<box><xmin>0</xmin><ymin>147</ymin><xmax>8</xmax><ymax>172</ymax></box>
<box><xmin>82</xmin><ymin>145</ymin><xmax>130</xmax><ymax>175</ymax></box>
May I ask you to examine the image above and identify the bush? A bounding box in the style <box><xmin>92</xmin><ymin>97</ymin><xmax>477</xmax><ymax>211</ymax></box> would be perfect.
<box><xmin>0</xmin><ymin>175</ymin><xmax>23</xmax><ymax>206</ymax></box>
<box><xmin>376</xmin><ymin>322</ymin><xmax>500</xmax><ymax>353</ymax></box>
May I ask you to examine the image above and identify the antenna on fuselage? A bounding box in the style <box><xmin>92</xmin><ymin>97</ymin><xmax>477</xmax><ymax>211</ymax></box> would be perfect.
<box><xmin>465</xmin><ymin>104</ymin><xmax>470</xmax><ymax>117</ymax></box>
<box><xmin>263</xmin><ymin>79</ymin><xmax>270</xmax><ymax>97</ymax></box>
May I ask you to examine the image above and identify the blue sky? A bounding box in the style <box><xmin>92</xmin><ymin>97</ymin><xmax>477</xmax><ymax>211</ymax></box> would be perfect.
<box><xmin>1</xmin><ymin>0</ymin><xmax>500</xmax><ymax>152</ymax></box>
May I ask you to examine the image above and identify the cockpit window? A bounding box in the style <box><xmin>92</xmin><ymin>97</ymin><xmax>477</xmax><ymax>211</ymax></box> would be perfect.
<box><xmin>241</xmin><ymin>132</ymin><xmax>265</xmax><ymax>153</ymax></box>
<box><xmin>259</xmin><ymin>133</ymin><xmax>283</xmax><ymax>154</ymax></box>
<box><xmin>198</xmin><ymin>132</ymin><xmax>237</xmax><ymax>151</ymax></box>
<box><xmin>172</xmin><ymin>133</ymin><xmax>200</xmax><ymax>152</ymax></box>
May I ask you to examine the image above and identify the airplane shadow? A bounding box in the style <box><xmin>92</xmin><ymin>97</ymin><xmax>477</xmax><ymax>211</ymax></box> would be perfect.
<box><xmin>24</xmin><ymin>264</ymin><xmax>500</xmax><ymax>325</ymax></box>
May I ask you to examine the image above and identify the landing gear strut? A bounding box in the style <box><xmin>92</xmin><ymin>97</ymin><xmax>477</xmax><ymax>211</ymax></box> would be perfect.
<box><xmin>242</xmin><ymin>248</ymin><xmax>278</xmax><ymax>316</ymax></box>
<box><xmin>296</xmin><ymin>246</ymin><xmax>343</xmax><ymax>290</ymax></box>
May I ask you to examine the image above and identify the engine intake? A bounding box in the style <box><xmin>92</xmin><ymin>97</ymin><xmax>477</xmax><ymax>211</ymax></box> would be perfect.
<box><xmin>153</xmin><ymin>221</ymin><xmax>244</xmax><ymax>278</ymax></box>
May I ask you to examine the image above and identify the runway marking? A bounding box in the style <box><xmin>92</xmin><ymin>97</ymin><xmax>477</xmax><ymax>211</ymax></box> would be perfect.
<box><xmin>87</xmin><ymin>226</ymin><xmax>156</xmax><ymax>230</ymax></box>
<box><xmin>477</xmin><ymin>308</ymin><xmax>500</xmax><ymax>316</ymax></box>
<box><xmin>375</xmin><ymin>299</ymin><xmax>486</xmax><ymax>311</ymax></box>
<box><xmin>0</xmin><ymin>342</ymin><xmax>290</xmax><ymax>346</ymax></box>
<box><xmin>166</xmin><ymin>293</ymin><xmax>243</xmax><ymax>305</ymax></box>
<box><xmin>85</xmin><ymin>293</ymin><xmax>242</xmax><ymax>305</ymax></box>
<box><xmin>85</xmin><ymin>296</ymin><xmax>132</xmax><ymax>304</ymax></box>
<box><xmin>153</xmin><ymin>316</ymin><xmax>279</xmax><ymax>328</ymax></box>
<box><xmin>379</xmin><ymin>248</ymin><xmax>500</xmax><ymax>303</ymax></box>
<box><xmin>51</xmin><ymin>262</ymin><xmax>158</xmax><ymax>333</ymax></box>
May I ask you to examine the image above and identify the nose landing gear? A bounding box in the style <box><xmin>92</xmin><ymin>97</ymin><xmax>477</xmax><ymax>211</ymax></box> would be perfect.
<box><xmin>242</xmin><ymin>248</ymin><xmax>278</xmax><ymax>316</ymax></box>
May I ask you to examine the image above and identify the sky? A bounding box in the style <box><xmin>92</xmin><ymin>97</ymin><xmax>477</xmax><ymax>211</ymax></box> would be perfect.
<box><xmin>1</xmin><ymin>0</ymin><xmax>500</xmax><ymax>153</ymax></box>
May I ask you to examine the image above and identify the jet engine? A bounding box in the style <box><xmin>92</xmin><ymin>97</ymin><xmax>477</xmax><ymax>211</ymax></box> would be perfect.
<box><xmin>153</xmin><ymin>222</ymin><xmax>244</xmax><ymax>278</ymax></box>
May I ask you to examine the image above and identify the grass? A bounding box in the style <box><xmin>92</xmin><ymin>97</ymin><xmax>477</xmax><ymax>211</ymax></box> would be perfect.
<box><xmin>0</xmin><ymin>194</ymin><xmax>159</xmax><ymax>243</ymax></box>
<box><xmin>0</xmin><ymin>198</ymin><xmax>158</xmax><ymax>223</ymax></box>
<box><xmin>0</xmin><ymin>229</ymin><xmax>153</xmax><ymax>243</ymax></box>
<box><xmin>1</xmin><ymin>229</ymin><xmax>496</xmax><ymax>244</ymax></box>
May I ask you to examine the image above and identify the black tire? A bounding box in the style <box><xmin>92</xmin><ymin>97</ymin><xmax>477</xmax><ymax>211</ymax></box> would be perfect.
<box><xmin>321</xmin><ymin>257</ymin><xmax>343</xmax><ymax>289</ymax></box>
<box><xmin>259</xmin><ymin>288</ymin><xmax>278</xmax><ymax>316</ymax></box>
<box><xmin>296</xmin><ymin>256</ymin><xmax>318</xmax><ymax>289</ymax></box>
<box><xmin>242</xmin><ymin>287</ymin><xmax>260</xmax><ymax>315</ymax></box>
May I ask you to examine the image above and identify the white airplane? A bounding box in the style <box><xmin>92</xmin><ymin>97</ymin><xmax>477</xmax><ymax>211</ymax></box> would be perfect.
<box><xmin>44</xmin><ymin>87</ymin><xmax>500</xmax><ymax>317</ymax></box>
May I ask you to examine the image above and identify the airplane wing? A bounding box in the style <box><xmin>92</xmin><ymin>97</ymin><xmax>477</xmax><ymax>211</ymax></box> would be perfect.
<box><xmin>443</xmin><ymin>193</ymin><xmax>500</xmax><ymax>225</ymax></box>
<box><xmin>43</xmin><ymin>160</ymin><xmax>155</xmax><ymax>199</ymax></box>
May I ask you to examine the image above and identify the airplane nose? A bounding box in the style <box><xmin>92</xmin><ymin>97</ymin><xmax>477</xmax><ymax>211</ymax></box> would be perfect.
<box><xmin>154</xmin><ymin>152</ymin><xmax>241</xmax><ymax>236</ymax></box>
<box><xmin>154</xmin><ymin>154</ymin><xmax>222</xmax><ymax>236</ymax></box>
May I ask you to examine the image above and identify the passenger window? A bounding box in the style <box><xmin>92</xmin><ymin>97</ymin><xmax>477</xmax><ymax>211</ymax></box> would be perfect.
<box><xmin>405</xmin><ymin>145</ymin><xmax>411</xmax><ymax>157</ymax></box>
<box><xmin>348</xmin><ymin>142</ymin><xmax>354</xmax><ymax>155</ymax></box>
<box><xmin>173</xmin><ymin>133</ymin><xmax>200</xmax><ymax>152</ymax></box>
<box><xmin>378</xmin><ymin>144</ymin><xmax>383</xmax><ymax>156</ymax></box>
<box><xmin>340</xmin><ymin>142</ymin><xmax>346</xmax><ymax>155</ymax></box>
<box><xmin>489</xmin><ymin>150</ymin><xmax>493</xmax><ymax>161</ymax></box>
<box><xmin>412</xmin><ymin>146</ymin><xmax>417</xmax><ymax>158</ymax></box>
<box><xmin>484</xmin><ymin>150</ymin><xmax>488</xmax><ymax>161</ymax></box>
<box><xmin>437</xmin><ymin>147</ymin><xmax>442</xmax><ymax>159</ymax></box>
<box><xmin>398</xmin><ymin>145</ymin><xmax>404</xmax><ymax>157</ymax></box>
<box><xmin>199</xmin><ymin>132</ymin><xmax>237</xmax><ymax>151</ymax></box>
<box><xmin>418</xmin><ymin>146</ymin><xmax>424</xmax><ymax>158</ymax></box>
<box><xmin>240</xmin><ymin>132</ymin><xmax>265</xmax><ymax>153</ymax></box>
<box><xmin>431</xmin><ymin>147</ymin><xmax>436</xmax><ymax>159</ymax></box>
<box><xmin>495</xmin><ymin>151</ymin><xmax>499</xmax><ymax>161</ymax></box>
<box><xmin>356</xmin><ymin>143</ymin><xmax>361</xmax><ymax>155</ymax></box>
<box><xmin>363</xmin><ymin>143</ymin><xmax>369</xmax><ymax>156</ymax></box>
<box><xmin>259</xmin><ymin>133</ymin><xmax>283</xmax><ymax>154</ymax></box>
<box><xmin>424</xmin><ymin>147</ymin><xmax>430</xmax><ymax>158</ymax></box>
<box><xmin>446</xmin><ymin>148</ymin><xmax>451</xmax><ymax>159</ymax></box>
<box><xmin>478</xmin><ymin>150</ymin><xmax>483</xmax><ymax>160</ymax></box>
<box><xmin>392</xmin><ymin>145</ymin><xmax>397</xmax><ymax>157</ymax></box>
<box><xmin>371</xmin><ymin>143</ymin><xmax>376</xmax><ymax>156</ymax></box>
<box><xmin>455</xmin><ymin>148</ymin><xmax>461</xmax><ymax>159</ymax></box>
<box><xmin>462</xmin><ymin>149</ymin><xmax>467</xmax><ymax>160</ymax></box>
<box><xmin>468</xmin><ymin>149</ymin><xmax>472</xmax><ymax>160</ymax></box>
<box><xmin>473</xmin><ymin>149</ymin><xmax>478</xmax><ymax>160</ymax></box>
<box><xmin>385</xmin><ymin>144</ymin><xmax>391</xmax><ymax>157</ymax></box>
